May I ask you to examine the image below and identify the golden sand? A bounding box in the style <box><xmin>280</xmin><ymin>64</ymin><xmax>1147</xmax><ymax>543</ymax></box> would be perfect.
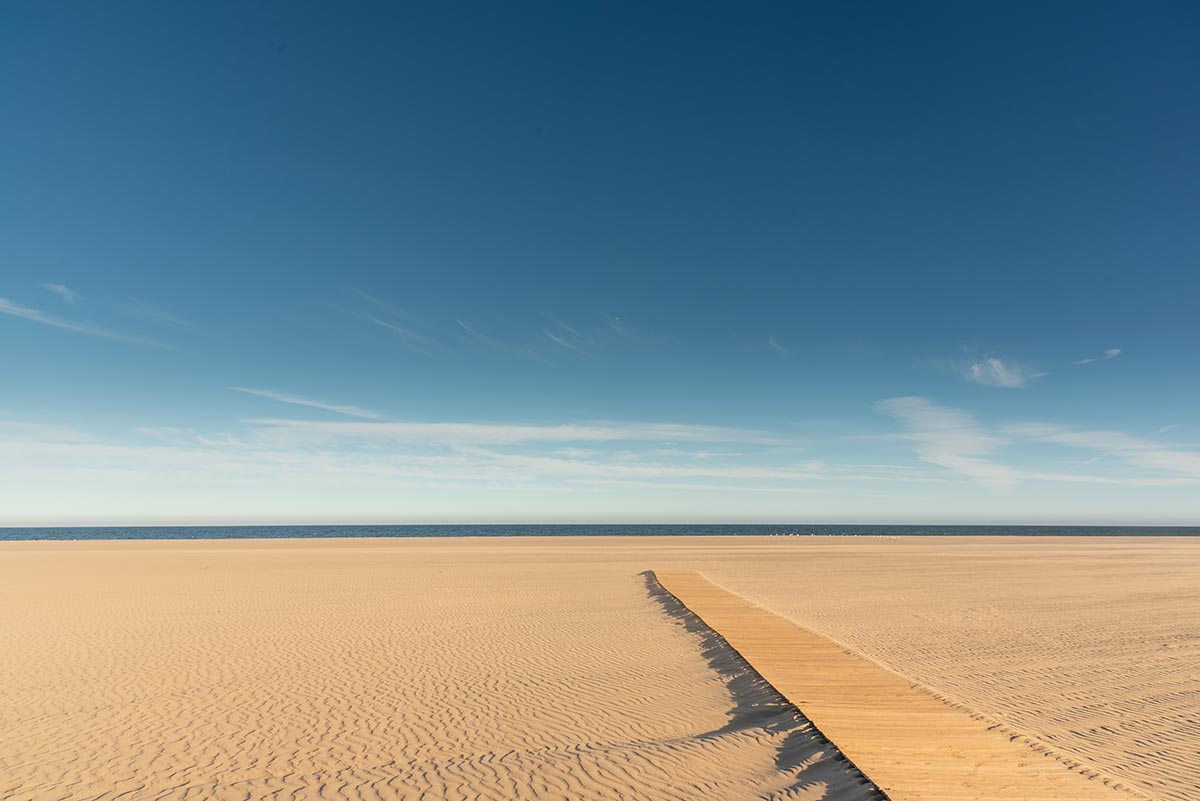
<box><xmin>656</xmin><ymin>569</ymin><xmax>1144</xmax><ymax>801</ymax></box>
<box><xmin>2</xmin><ymin>536</ymin><xmax>1197</xmax><ymax>800</ymax></box>
<box><xmin>693</xmin><ymin>537</ymin><xmax>1200</xmax><ymax>801</ymax></box>
<box><xmin>0</xmin><ymin>538</ymin><xmax>872</xmax><ymax>801</ymax></box>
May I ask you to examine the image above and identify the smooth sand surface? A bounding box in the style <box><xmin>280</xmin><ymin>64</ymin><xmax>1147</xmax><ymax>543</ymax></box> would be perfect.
<box><xmin>656</xmin><ymin>569</ymin><xmax>1144</xmax><ymax>801</ymax></box>
<box><xmin>2</xmin><ymin>536</ymin><xmax>1197</xmax><ymax>800</ymax></box>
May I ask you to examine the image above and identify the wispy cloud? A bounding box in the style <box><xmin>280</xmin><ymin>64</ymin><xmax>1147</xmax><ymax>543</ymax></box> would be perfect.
<box><xmin>543</xmin><ymin>315</ymin><xmax>588</xmax><ymax>342</ymax></box>
<box><xmin>0</xmin><ymin>297</ymin><xmax>172</xmax><ymax>349</ymax></box>
<box><xmin>7</xmin><ymin>400</ymin><xmax>1198</xmax><ymax>524</ymax></box>
<box><xmin>542</xmin><ymin>319</ymin><xmax>592</xmax><ymax>358</ymax></box>
<box><xmin>453</xmin><ymin>445</ymin><xmax>825</xmax><ymax>483</ymax></box>
<box><xmin>245</xmin><ymin>418</ymin><xmax>780</xmax><ymax>446</ymax></box>
<box><xmin>348</xmin><ymin>292</ymin><xmax>651</xmax><ymax>363</ymax></box>
<box><xmin>966</xmin><ymin>358</ymin><xmax>1046</xmax><ymax>388</ymax></box>
<box><xmin>605</xmin><ymin>315</ymin><xmax>642</xmax><ymax>343</ymax></box>
<box><xmin>353</xmin><ymin>289</ymin><xmax>420</xmax><ymax>322</ymax></box>
<box><xmin>136</xmin><ymin>426</ymin><xmax>248</xmax><ymax>449</ymax></box>
<box><xmin>124</xmin><ymin>298</ymin><xmax>194</xmax><ymax>328</ymax></box>
<box><xmin>351</xmin><ymin>290</ymin><xmax>450</xmax><ymax>357</ymax></box>
<box><xmin>1020</xmin><ymin>471</ymin><xmax>1196</xmax><ymax>487</ymax></box>
<box><xmin>365</xmin><ymin>314</ymin><xmax>446</xmax><ymax>357</ymax></box>
<box><xmin>0</xmin><ymin>415</ymin><xmax>826</xmax><ymax>520</ymax></box>
<box><xmin>564</xmin><ymin>478</ymin><xmax>827</xmax><ymax>494</ymax></box>
<box><xmin>1155</xmin><ymin>423</ymin><xmax>1181</xmax><ymax>435</ymax></box>
<box><xmin>543</xmin><ymin>328</ymin><xmax>591</xmax><ymax>356</ymax></box>
<box><xmin>1007</xmin><ymin>423</ymin><xmax>1200</xmax><ymax>478</ymax></box>
<box><xmin>228</xmin><ymin>387</ymin><xmax>384</xmax><ymax>420</ymax></box>
<box><xmin>767</xmin><ymin>336</ymin><xmax>787</xmax><ymax>354</ymax></box>
<box><xmin>876</xmin><ymin>396</ymin><xmax>1017</xmax><ymax>489</ymax></box>
<box><xmin>0</xmin><ymin>420</ymin><xmax>95</xmax><ymax>443</ymax></box>
<box><xmin>1073</xmin><ymin>348</ymin><xmax>1121</xmax><ymax>365</ymax></box>
<box><xmin>878</xmin><ymin>396</ymin><xmax>1200</xmax><ymax>489</ymax></box>
<box><xmin>457</xmin><ymin>319</ymin><xmax>550</xmax><ymax>363</ymax></box>
<box><xmin>41</xmin><ymin>283</ymin><xmax>79</xmax><ymax>304</ymax></box>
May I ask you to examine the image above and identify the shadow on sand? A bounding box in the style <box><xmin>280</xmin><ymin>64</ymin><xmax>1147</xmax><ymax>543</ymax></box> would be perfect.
<box><xmin>641</xmin><ymin>570</ymin><xmax>888</xmax><ymax>800</ymax></box>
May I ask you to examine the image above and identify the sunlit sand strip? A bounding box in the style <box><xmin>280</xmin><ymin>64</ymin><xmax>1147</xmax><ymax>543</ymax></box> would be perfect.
<box><xmin>652</xmin><ymin>570</ymin><xmax>1147</xmax><ymax>801</ymax></box>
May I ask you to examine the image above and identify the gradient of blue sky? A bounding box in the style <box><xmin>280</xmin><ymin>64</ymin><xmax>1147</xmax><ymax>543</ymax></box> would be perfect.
<box><xmin>2</xmin><ymin>2</ymin><xmax>1198</xmax><ymax>525</ymax></box>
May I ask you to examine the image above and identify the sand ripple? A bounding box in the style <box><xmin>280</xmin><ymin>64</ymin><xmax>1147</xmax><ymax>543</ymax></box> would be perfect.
<box><xmin>0</xmin><ymin>541</ymin><xmax>877</xmax><ymax>801</ymax></box>
<box><xmin>6</xmin><ymin>536</ymin><xmax>1193</xmax><ymax>800</ymax></box>
<box><xmin>700</xmin><ymin>537</ymin><xmax>1200</xmax><ymax>801</ymax></box>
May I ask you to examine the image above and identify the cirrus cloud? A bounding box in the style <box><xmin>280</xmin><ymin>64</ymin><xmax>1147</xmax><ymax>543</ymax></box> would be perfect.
<box><xmin>966</xmin><ymin>358</ymin><xmax>1046</xmax><ymax>388</ymax></box>
<box><xmin>875</xmin><ymin>396</ymin><xmax>1018</xmax><ymax>489</ymax></box>
<box><xmin>1073</xmin><ymin>348</ymin><xmax>1121</xmax><ymax>365</ymax></box>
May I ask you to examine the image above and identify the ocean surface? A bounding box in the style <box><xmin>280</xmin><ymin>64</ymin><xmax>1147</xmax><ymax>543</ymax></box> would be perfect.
<box><xmin>1</xmin><ymin>524</ymin><xmax>1198</xmax><ymax>541</ymax></box>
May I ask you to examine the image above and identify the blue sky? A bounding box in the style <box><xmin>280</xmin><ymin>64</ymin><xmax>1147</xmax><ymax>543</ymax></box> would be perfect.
<box><xmin>2</xmin><ymin>2</ymin><xmax>1198</xmax><ymax>525</ymax></box>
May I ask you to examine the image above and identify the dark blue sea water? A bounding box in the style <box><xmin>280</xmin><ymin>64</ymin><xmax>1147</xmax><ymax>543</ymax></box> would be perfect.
<box><xmin>1</xmin><ymin>524</ymin><xmax>1197</xmax><ymax>541</ymax></box>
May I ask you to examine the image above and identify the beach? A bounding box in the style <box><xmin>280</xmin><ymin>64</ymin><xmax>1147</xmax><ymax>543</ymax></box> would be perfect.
<box><xmin>2</xmin><ymin>536</ymin><xmax>1197</xmax><ymax>800</ymax></box>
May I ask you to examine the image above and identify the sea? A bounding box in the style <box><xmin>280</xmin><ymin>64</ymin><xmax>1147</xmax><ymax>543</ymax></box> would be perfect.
<box><xmin>1</xmin><ymin>524</ymin><xmax>1197</xmax><ymax>541</ymax></box>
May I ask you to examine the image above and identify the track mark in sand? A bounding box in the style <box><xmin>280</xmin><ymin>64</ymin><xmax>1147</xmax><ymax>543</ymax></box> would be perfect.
<box><xmin>651</xmin><ymin>570</ymin><xmax>1149</xmax><ymax>801</ymax></box>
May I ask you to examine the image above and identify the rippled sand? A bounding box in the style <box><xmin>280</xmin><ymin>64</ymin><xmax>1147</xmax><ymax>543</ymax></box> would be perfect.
<box><xmin>2</xmin><ymin>536</ymin><xmax>1197</xmax><ymax>800</ymax></box>
<box><xmin>697</xmin><ymin>537</ymin><xmax>1200</xmax><ymax>801</ymax></box>
<box><xmin>0</xmin><ymin>538</ymin><xmax>874</xmax><ymax>801</ymax></box>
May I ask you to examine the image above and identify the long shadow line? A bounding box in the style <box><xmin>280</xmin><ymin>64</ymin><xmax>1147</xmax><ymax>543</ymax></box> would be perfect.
<box><xmin>641</xmin><ymin>570</ymin><xmax>889</xmax><ymax>800</ymax></box>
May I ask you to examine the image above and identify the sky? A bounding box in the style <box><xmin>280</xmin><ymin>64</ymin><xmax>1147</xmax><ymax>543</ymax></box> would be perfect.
<box><xmin>2</xmin><ymin>1</ymin><xmax>1198</xmax><ymax>526</ymax></box>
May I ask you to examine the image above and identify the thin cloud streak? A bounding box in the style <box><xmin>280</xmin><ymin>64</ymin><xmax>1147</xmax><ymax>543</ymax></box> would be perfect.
<box><xmin>457</xmin><ymin>319</ymin><xmax>550</xmax><ymax>363</ymax></box>
<box><xmin>1007</xmin><ymin>423</ymin><xmax>1200</xmax><ymax>478</ymax></box>
<box><xmin>353</xmin><ymin>289</ymin><xmax>424</xmax><ymax>324</ymax></box>
<box><xmin>879</xmin><ymin>397</ymin><xmax>1200</xmax><ymax>488</ymax></box>
<box><xmin>966</xmin><ymin>358</ymin><xmax>1045</xmax><ymax>388</ymax></box>
<box><xmin>228</xmin><ymin>387</ymin><xmax>385</xmax><ymax>420</ymax></box>
<box><xmin>19</xmin><ymin>410</ymin><xmax>1175</xmax><ymax>520</ymax></box>
<box><xmin>455</xmin><ymin>446</ymin><xmax>825</xmax><ymax>482</ymax></box>
<box><xmin>245</xmin><ymin>417</ymin><xmax>782</xmax><ymax>446</ymax></box>
<box><xmin>542</xmin><ymin>314</ymin><xmax>590</xmax><ymax>343</ymax></box>
<box><xmin>541</xmin><ymin>315</ymin><xmax>595</xmax><ymax>357</ymax></box>
<box><xmin>561</xmin><ymin>478</ymin><xmax>828</xmax><ymax>494</ymax></box>
<box><xmin>0</xmin><ymin>420</ymin><xmax>95</xmax><ymax>443</ymax></box>
<box><xmin>1022</xmin><ymin>471</ymin><xmax>1197</xmax><ymax>487</ymax></box>
<box><xmin>124</xmin><ymin>298</ymin><xmax>195</xmax><ymax>328</ymax></box>
<box><xmin>365</xmin><ymin>314</ymin><xmax>445</xmax><ymax>357</ymax></box>
<box><xmin>605</xmin><ymin>316</ymin><xmax>640</xmax><ymax>343</ymax></box>
<box><xmin>543</xmin><ymin>328</ymin><xmax>591</xmax><ymax>357</ymax></box>
<box><xmin>350</xmin><ymin>290</ymin><xmax>449</xmax><ymax>356</ymax></box>
<box><xmin>0</xmin><ymin>297</ymin><xmax>173</xmax><ymax>349</ymax></box>
<box><xmin>1074</xmin><ymin>348</ymin><xmax>1121</xmax><ymax>365</ymax></box>
<box><xmin>41</xmin><ymin>283</ymin><xmax>79</xmax><ymax>304</ymax></box>
<box><xmin>0</xmin><ymin>417</ymin><xmax>816</xmax><ymax>498</ymax></box>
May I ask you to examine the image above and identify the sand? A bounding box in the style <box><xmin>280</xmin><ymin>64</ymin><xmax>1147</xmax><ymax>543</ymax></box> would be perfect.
<box><xmin>694</xmin><ymin>537</ymin><xmax>1200</xmax><ymax>801</ymax></box>
<box><xmin>1</xmin><ymin>536</ymin><xmax>1197</xmax><ymax>801</ymax></box>
<box><xmin>656</xmin><ymin>569</ymin><xmax>1147</xmax><ymax>801</ymax></box>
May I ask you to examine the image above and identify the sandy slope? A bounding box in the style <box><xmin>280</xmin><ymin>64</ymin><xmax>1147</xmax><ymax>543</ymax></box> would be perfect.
<box><xmin>2</xmin><ymin>536</ymin><xmax>1197</xmax><ymax>801</ymax></box>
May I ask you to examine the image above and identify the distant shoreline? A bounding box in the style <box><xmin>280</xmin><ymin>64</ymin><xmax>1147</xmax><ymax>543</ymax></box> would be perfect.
<box><xmin>2</xmin><ymin>523</ymin><xmax>1198</xmax><ymax>541</ymax></box>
